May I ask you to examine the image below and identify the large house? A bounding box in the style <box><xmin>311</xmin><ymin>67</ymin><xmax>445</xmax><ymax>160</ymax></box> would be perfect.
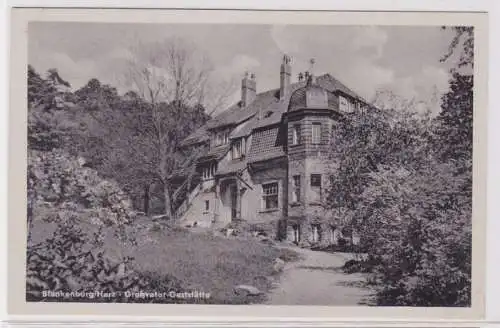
<box><xmin>171</xmin><ymin>55</ymin><xmax>369</xmax><ymax>245</ymax></box>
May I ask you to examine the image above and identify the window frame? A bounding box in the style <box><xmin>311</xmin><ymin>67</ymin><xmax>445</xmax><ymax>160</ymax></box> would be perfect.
<box><xmin>231</xmin><ymin>139</ymin><xmax>243</xmax><ymax>160</ymax></box>
<box><xmin>310</xmin><ymin>173</ymin><xmax>322</xmax><ymax>203</ymax></box>
<box><xmin>205</xmin><ymin>200</ymin><xmax>210</xmax><ymax>211</ymax></box>
<box><xmin>339</xmin><ymin>95</ymin><xmax>347</xmax><ymax>111</ymax></box>
<box><xmin>312</xmin><ymin>122</ymin><xmax>321</xmax><ymax>144</ymax></box>
<box><xmin>262</xmin><ymin>181</ymin><xmax>279</xmax><ymax>210</ymax></box>
<box><xmin>202</xmin><ymin>162</ymin><xmax>217</xmax><ymax>180</ymax></box>
<box><xmin>291</xmin><ymin>124</ymin><xmax>300</xmax><ymax>145</ymax></box>
<box><xmin>292</xmin><ymin>175</ymin><xmax>301</xmax><ymax>203</ymax></box>
<box><xmin>311</xmin><ymin>224</ymin><xmax>321</xmax><ymax>242</ymax></box>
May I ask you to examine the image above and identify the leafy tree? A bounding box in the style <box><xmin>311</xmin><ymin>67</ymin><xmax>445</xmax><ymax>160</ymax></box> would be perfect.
<box><xmin>27</xmin><ymin>66</ymin><xmax>80</xmax><ymax>151</ymax></box>
<box><xmin>437</xmin><ymin>26</ymin><xmax>474</xmax><ymax>163</ymax></box>
<box><xmin>75</xmin><ymin>78</ymin><xmax>121</xmax><ymax>112</ymax></box>
<box><xmin>324</xmin><ymin>26</ymin><xmax>473</xmax><ymax>306</ymax></box>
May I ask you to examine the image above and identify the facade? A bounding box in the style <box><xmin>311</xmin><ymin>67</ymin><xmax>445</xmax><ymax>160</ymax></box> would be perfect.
<box><xmin>172</xmin><ymin>55</ymin><xmax>369</xmax><ymax>245</ymax></box>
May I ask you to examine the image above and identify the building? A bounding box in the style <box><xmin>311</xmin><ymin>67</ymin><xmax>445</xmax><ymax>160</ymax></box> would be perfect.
<box><xmin>171</xmin><ymin>55</ymin><xmax>369</xmax><ymax>245</ymax></box>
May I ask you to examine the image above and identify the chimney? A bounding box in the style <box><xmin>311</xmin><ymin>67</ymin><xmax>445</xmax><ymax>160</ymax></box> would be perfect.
<box><xmin>241</xmin><ymin>72</ymin><xmax>256</xmax><ymax>107</ymax></box>
<box><xmin>280</xmin><ymin>54</ymin><xmax>292</xmax><ymax>100</ymax></box>
<box><xmin>307</xmin><ymin>58</ymin><xmax>316</xmax><ymax>85</ymax></box>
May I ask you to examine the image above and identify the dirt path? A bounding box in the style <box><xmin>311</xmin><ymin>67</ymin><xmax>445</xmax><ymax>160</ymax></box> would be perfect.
<box><xmin>266</xmin><ymin>246</ymin><xmax>373</xmax><ymax>305</ymax></box>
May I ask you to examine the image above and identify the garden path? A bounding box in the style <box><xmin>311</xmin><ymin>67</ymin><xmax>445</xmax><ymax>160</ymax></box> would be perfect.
<box><xmin>266</xmin><ymin>246</ymin><xmax>373</xmax><ymax>306</ymax></box>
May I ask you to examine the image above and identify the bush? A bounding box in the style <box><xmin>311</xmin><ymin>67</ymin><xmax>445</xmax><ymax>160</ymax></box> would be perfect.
<box><xmin>28</xmin><ymin>149</ymin><xmax>136</xmax><ymax>230</ymax></box>
<box><xmin>26</xmin><ymin>220</ymin><xmax>182</xmax><ymax>303</ymax></box>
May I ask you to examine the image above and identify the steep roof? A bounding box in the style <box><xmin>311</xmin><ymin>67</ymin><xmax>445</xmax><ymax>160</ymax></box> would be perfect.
<box><xmin>197</xmin><ymin>144</ymin><xmax>230</xmax><ymax>163</ymax></box>
<box><xmin>247</xmin><ymin>126</ymin><xmax>286</xmax><ymax>163</ymax></box>
<box><xmin>179</xmin><ymin>125</ymin><xmax>210</xmax><ymax>148</ymax></box>
<box><xmin>181</xmin><ymin>73</ymin><xmax>365</xmax><ymax>147</ymax></box>
<box><xmin>217</xmin><ymin>159</ymin><xmax>247</xmax><ymax>176</ymax></box>
<box><xmin>205</xmin><ymin>88</ymin><xmax>280</xmax><ymax>130</ymax></box>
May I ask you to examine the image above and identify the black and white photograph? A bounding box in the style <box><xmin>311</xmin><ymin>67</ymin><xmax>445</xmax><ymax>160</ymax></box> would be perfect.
<box><xmin>8</xmin><ymin>8</ymin><xmax>488</xmax><ymax>318</ymax></box>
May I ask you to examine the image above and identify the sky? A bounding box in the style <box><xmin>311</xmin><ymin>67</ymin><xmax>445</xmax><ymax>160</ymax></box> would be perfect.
<box><xmin>28</xmin><ymin>22</ymin><xmax>457</xmax><ymax>113</ymax></box>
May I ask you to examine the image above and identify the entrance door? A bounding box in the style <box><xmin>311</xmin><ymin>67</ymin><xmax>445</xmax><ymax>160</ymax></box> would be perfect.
<box><xmin>292</xmin><ymin>224</ymin><xmax>301</xmax><ymax>244</ymax></box>
<box><xmin>230</xmin><ymin>184</ymin><xmax>237</xmax><ymax>220</ymax></box>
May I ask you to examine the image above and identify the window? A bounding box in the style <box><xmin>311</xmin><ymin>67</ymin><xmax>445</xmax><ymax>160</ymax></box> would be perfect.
<box><xmin>311</xmin><ymin>224</ymin><xmax>321</xmax><ymax>242</ymax></box>
<box><xmin>339</xmin><ymin>95</ymin><xmax>355</xmax><ymax>113</ymax></box>
<box><xmin>231</xmin><ymin>139</ymin><xmax>243</xmax><ymax>160</ymax></box>
<box><xmin>312</xmin><ymin>123</ymin><xmax>321</xmax><ymax>144</ymax></box>
<box><xmin>292</xmin><ymin>124</ymin><xmax>300</xmax><ymax>145</ymax></box>
<box><xmin>262</xmin><ymin>182</ymin><xmax>279</xmax><ymax>210</ymax></box>
<box><xmin>310</xmin><ymin>174</ymin><xmax>322</xmax><ymax>203</ymax></box>
<box><xmin>202</xmin><ymin>163</ymin><xmax>217</xmax><ymax>180</ymax></box>
<box><xmin>292</xmin><ymin>175</ymin><xmax>301</xmax><ymax>203</ymax></box>
<box><xmin>215</xmin><ymin>131</ymin><xmax>230</xmax><ymax>146</ymax></box>
<box><xmin>205</xmin><ymin>200</ymin><xmax>210</xmax><ymax>211</ymax></box>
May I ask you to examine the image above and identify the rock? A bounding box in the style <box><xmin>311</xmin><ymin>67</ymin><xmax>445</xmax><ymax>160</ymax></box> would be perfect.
<box><xmin>234</xmin><ymin>284</ymin><xmax>262</xmax><ymax>296</ymax></box>
<box><xmin>152</xmin><ymin>214</ymin><xmax>169</xmax><ymax>221</ymax></box>
<box><xmin>273</xmin><ymin>258</ymin><xmax>285</xmax><ymax>273</ymax></box>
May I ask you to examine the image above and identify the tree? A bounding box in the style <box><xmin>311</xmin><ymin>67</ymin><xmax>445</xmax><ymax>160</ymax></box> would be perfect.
<box><xmin>75</xmin><ymin>78</ymin><xmax>121</xmax><ymax>112</ymax></box>
<box><xmin>27</xmin><ymin>66</ymin><xmax>79</xmax><ymax>152</ymax></box>
<box><xmin>121</xmin><ymin>37</ymin><xmax>224</xmax><ymax>218</ymax></box>
<box><xmin>322</xmin><ymin>25</ymin><xmax>474</xmax><ymax>306</ymax></box>
<box><xmin>436</xmin><ymin>26</ymin><xmax>474</xmax><ymax>163</ymax></box>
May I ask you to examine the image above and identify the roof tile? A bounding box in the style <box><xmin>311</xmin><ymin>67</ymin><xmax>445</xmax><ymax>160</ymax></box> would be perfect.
<box><xmin>247</xmin><ymin>126</ymin><xmax>286</xmax><ymax>163</ymax></box>
<box><xmin>197</xmin><ymin>145</ymin><xmax>230</xmax><ymax>162</ymax></box>
<box><xmin>181</xmin><ymin>73</ymin><xmax>365</xmax><ymax>148</ymax></box>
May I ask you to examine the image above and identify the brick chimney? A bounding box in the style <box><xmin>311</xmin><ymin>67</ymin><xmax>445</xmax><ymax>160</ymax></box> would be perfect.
<box><xmin>280</xmin><ymin>54</ymin><xmax>292</xmax><ymax>100</ymax></box>
<box><xmin>241</xmin><ymin>72</ymin><xmax>256</xmax><ymax>107</ymax></box>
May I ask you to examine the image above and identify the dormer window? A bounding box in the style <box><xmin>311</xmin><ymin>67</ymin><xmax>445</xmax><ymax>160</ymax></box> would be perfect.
<box><xmin>231</xmin><ymin>139</ymin><xmax>244</xmax><ymax>160</ymax></box>
<box><xmin>215</xmin><ymin>131</ymin><xmax>230</xmax><ymax>146</ymax></box>
<box><xmin>339</xmin><ymin>95</ymin><xmax>349</xmax><ymax>112</ymax></box>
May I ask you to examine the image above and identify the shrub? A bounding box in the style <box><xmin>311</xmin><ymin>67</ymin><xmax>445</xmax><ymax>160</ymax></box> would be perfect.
<box><xmin>26</xmin><ymin>220</ymin><xmax>182</xmax><ymax>303</ymax></box>
<box><xmin>28</xmin><ymin>149</ymin><xmax>135</xmax><ymax>230</ymax></box>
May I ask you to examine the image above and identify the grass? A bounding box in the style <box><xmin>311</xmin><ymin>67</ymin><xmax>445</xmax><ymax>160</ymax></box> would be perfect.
<box><xmin>29</xmin><ymin>216</ymin><xmax>300</xmax><ymax>304</ymax></box>
<box><xmin>121</xmin><ymin>227</ymin><xmax>294</xmax><ymax>304</ymax></box>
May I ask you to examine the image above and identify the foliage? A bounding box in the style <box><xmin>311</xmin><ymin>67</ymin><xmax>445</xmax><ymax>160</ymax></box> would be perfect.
<box><xmin>435</xmin><ymin>70</ymin><xmax>473</xmax><ymax>163</ymax></box>
<box><xmin>440</xmin><ymin>26</ymin><xmax>474</xmax><ymax>70</ymax></box>
<box><xmin>28</xmin><ymin>149</ymin><xmax>135</xmax><ymax>227</ymax></box>
<box><xmin>325</xmin><ymin>106</ymin><xmax>471</xmax><ymax>306</ymax></box>
<box><xmin>323</xmin><ymin>26</ymin><xmax>474</xmax><ymax>306</ymax></box>
<box><xmin>26</xmin><ymin>219</ymin><xmax>182</xmax><ymax>303</ymax></box>
<box><xmin>27</xmin><ymin>48</ymin><xmax>212</xmax><ymax>215</ymax></box>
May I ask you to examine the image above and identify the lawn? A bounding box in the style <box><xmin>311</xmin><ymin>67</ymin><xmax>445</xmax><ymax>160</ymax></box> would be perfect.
<box><xmin>29</xmin><ymin>216</ymin><xmax>300</xmax><ymax>304</ymax></box>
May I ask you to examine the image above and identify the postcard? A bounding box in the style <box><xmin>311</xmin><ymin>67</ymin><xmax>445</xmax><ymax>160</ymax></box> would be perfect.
<box><xmin>7</xmin><ymin>7</ymin><xmax>488</xmax><ymax>321</ymax></box>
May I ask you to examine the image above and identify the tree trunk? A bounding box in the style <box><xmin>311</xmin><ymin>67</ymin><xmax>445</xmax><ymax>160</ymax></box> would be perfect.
<box><xmin>27</xmin><ymin>192</ymin><xmax>34</xmax><ymax>248</ymax></box>
<box><xmin>143</xmin><ymin>184</ymin><xmax>150</xmax><ymax>215</ymax></box>
<box><xmin>164</xmin><ymin>183</ymin><xmax>173</xmax><ymax>220</ymax></box>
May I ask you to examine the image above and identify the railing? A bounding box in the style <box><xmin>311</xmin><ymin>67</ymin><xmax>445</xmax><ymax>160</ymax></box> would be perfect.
<box><xmin>174</xmin><ymin>182</ymin><xmax>202</xmax><ymax>220</ymax></box>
